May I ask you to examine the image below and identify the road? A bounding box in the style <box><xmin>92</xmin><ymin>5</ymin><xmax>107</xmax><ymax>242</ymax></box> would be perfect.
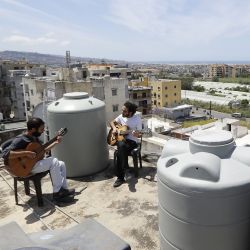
<box><xmin>191</xmin><ymin>106</ymin><xmax>250</xmax><ymax>122</ymax></box>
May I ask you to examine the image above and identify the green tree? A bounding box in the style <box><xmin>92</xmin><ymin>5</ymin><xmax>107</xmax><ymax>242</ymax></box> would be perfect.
<box><xmin>241</xmin><ymin>99</ymin><xmax>249</xmax><ymax>108</ymax></box>
<box><xmin>212</xmin><ymin>76</ymin><xmax>219</xmax><ymax>82</ymax></box>
<box><xmin>180</xmin><ymin>77</ymin><xmax>194</xmax><ymax>90</ymax></box>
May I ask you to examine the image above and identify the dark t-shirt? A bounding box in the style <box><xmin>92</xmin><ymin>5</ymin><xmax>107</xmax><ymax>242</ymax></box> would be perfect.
<box><xmin>2</xmin><ymin>134</ymin><xmax>38</xmax><ymax>161</ymax></box>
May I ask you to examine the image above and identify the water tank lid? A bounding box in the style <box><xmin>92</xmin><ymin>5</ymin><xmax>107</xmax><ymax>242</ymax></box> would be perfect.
<box><xmin>47</xmin><ymin>92</ymin><xmax>105</xmax><ymax>113</ymax></box>
<box><xmin>63</xmin><ymin>92</ymin><xmax>89</xmax><ymax>99</ymax></box>
<box><xmin>190</xmin><ymin>130</ymin><xmax>233</xmax><ymax>146</ymax></box>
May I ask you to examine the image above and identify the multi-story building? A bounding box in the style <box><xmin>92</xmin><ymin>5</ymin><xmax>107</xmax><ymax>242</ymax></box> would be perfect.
<box><xmin>23</xmin><ymin>74</ymin><xmax>128</xmax><ymax>122</ymax></box>
<box><xmin>128</xmin><ymin>86</ymin><xmax>152</xmax><ymax>115</ymax></box>
<box><xmin>209</xmin><ymin>64</ymin><xmax>233</xmax><ymax>78</ymax></box>
<box><xmin>90</xmin><ymin>76</ymin><xmax>128</xmax><ymax>122</ymax></box>
<box><xmin>22</xmin><ymin>77</ymin><xmax>93</xmax><ymax>117</ymax></box>
<box><xmin>0</xmin><ymin>60</ymin><xmax>45</xmax><ymax>120</ymax></box>
<box><xmin>88</xmin><ymin>64</ymin><xmax>132</xmax><ymax>79</ymax></box>
<box><xmin>232</xmin><ymin>66</ymin><xmax>243</xmax><ymax>78</ymax></box>
<box><xmin>150</xmin><ymin>79</ymin><xmax>181</xmax><ymax>108</ymax></box>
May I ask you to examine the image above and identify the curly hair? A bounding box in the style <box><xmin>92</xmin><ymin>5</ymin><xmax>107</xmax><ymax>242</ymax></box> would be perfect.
<box><xmin>124</xmin><ymin>101</ymin><xmax>137</xmax><ymax>116</ymax></box>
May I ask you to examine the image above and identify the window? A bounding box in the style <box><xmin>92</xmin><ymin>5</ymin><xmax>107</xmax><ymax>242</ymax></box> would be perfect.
<box><xmin>158</xmin><ymin>94</ymin><xmax>160</xmax><ymax>98</ymax></box>
<box><xmin>112</xmin><ymin>89</ymin><xmax>117</xmax><ymax>96</ymax></box>
<box><xmin>154</xmin><ymin>100</ymin><xmax>157</xmax><ymax>105</ymax></box>
<box><xmin>30</xmin><ymin>89</ymin><xmax>34</xmax><ymax>96</ymax></box>
<box><xmin>165</xmin><ymin>94</ymin><xmax>168</xmax><ymax>97</ymax></box>
<box><xmin>165</xmin><ymin>102</ymin><xmax>168</xmax><ymax>106</ymax></box>
<box><xmin>154</xmin><ymin>93</ymin><xmax>156</xmax><ymax>97</ymax></box>
<box><xmin>174</xmin><ymin>85</ymin><xmax>176</xmax><ymax>88</ymax></box>
<box><xmin>158</xmin><ymin>102</ymin><xmax>161</xmax><ymax>105</ymax></box>
<box><xmin>165</xmin><ymin>87</ymin><xmax>168</xmax><ymax>90</ymax></box>
<box><xmin>142</xmin><ymin>92</ymin><xmax>146</xmax><ymax>98</ymax></box>
<box><xmin>113</xmin><ymin>105</ymin><xmax>119</xmax><ymax>112</ymax></box>
<box><xmin>158</xmin><ymin>87</ymin><xmax>161</xmax><ymax>90</ymax></box>
<box><xmin>133</xmin><ymin>93</ymin><xmax>137</xmax><ymax>99</ymax></box>
<box><xmin>174</xmin><ymin>93</ymin><xmax>177</xmax><ymax>96</ymax></box>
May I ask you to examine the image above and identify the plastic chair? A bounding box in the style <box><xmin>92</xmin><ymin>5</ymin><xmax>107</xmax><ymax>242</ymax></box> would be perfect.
<box><xmin>1</xmin><ymin>139</ymin><xmax>50</xmax><ymax>207</ymax></box>
<box><xmin>114</xmin><ymin>135</ymin><xmax>142</xmax><ymax>177</ymax></box>
<box><xmin>14</xmin><ymin>171</ymin><xmax>50</xmax><ymax>207</ymax></box>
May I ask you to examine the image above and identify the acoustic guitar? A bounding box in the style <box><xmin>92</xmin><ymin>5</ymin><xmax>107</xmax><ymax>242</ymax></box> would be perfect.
<box><xmin>107</xmin><ymin>124</ymin><xmax>151</xmax><ymax>146</ymax></box>
<box><xmin>5</xmin><ymin>128</ymin><xmax>68</xmax><ymax>177</ymax></box>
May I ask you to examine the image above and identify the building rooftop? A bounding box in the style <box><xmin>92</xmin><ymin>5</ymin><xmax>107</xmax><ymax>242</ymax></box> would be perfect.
<box><xmin>0</xmin><ymin>147</ymin><xmax>160</xmax><ymax>250</ymax></box>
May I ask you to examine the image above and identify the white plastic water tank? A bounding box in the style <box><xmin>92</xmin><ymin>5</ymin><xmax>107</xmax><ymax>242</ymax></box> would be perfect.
<box><xmin>157</xmin><ymin>130</ymin><xmax>250</xmax><ymax>250</ymax></box>
<box><xmin>47</xmin><ymin>92</ymin><xmax>109</xmax><ymax>177</ymax></box>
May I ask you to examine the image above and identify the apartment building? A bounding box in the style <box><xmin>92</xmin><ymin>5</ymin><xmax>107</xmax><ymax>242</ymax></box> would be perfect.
<box><xmin>209</xmin><ymin>64</ymin><xmax>233</xmax><ymax>78</ymax></box>
<box><xmin>129</xmin><ymin>76</ymin><xmax>149</xmax><ymax>87</ymax></box>
<box><xmin>0</xmin><ymin>60</ymin><xmax>45</xmax><ymax>120</ymax></box>
<box><xmin>150</xmin><ymin>79</ymin><xmax>181</xmax><ymax>108</ymax></box>
<box><xmin>128</xmin><ymin>86</ymin><xmax>152</xmax><ymax>115</ymax></box>
<box><xmin>232</xmin><ymin>66</ymin><xmax>243</xmax><ymax>78</ymax></box>
<box><xmin>88</xmin><ymin>64</ymin><xmax>132</xmax><ymax>79</ymax></box>
<box><xmin>22</xmin><ymin>76</ymin><xmax>93</xmax><ymax>118</ymax></box>
<box><xmin>90</xmin><ymin>76</ymin><xmax>128</xmax><ymax>122</ymax></box>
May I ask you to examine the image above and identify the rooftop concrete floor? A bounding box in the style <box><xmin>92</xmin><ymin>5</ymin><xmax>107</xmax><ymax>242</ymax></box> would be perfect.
<box><xmin>0</xmin><ymin>148</ymin><xmax>160</xmax><ymax>250</ymax></box>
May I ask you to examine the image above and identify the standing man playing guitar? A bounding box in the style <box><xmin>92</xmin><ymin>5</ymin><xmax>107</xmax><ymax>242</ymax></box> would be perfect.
<box><xmin>2</xmin><ymin>117</ymin><xmax>75</xmax><ymax>202</ymax></box>
<box><xmin>110</xmin><ymin>101</ymin><xmax>142</xmax><ymax>188</ymax></box>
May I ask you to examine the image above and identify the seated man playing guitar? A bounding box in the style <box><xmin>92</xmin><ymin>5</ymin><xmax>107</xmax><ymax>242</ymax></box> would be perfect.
<box><xmin>110</xmin><ymin>101</ymin><xmax>142</xmax><ymax>188</ymax></box>
<box><xmin>2</xmin><ymin>117</ymin><xmax>75</xmax><ymax>202</ymax></box>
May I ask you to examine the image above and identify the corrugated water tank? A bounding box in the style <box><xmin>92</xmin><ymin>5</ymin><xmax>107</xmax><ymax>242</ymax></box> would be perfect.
<box><xmin>47</xmin><ymin>92</ymin><xmax>109</xmax><ymax>177</ymax></box>
<box><xmin>157</xmin><ymin>130</ymin><xmax>250</xmax><ymax>250</ymax></box>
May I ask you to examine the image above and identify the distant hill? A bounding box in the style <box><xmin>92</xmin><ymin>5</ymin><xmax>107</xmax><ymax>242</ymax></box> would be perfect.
<box><xmin>0</xmin><ymin>50</ymin><xmax>127</xmax><ymax>66</ymax></box>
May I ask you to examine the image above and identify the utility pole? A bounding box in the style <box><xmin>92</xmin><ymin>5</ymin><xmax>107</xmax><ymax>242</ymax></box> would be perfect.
<box><xmin>209</xmin><ymin>100</ymin><xmax>212</xmax><ymax>118</ymax></box>
<box><xmin>65</xmin><ymin>50</ymin><xmax>71</xmax><ymax>82</ymax></box>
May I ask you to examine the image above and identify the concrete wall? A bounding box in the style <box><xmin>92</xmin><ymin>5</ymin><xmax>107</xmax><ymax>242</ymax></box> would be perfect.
<box><xmin>0</xmin><ymin>128</ymin><xmax>26</xmax><ymax>145</ymax></box>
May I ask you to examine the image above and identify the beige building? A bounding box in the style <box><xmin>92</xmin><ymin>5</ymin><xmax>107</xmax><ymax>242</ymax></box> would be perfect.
<box><xmin>23</xmin><ymin>74</ymin><xmax>128</xmax><ymax>122</ymax></box>
<box><xmin>0</xmin><ymin>60</ymin><xmax>45</xmax><ymax>120</ymax></box>
<box><xmin>87</xmin><ymin>64</ymin><xmax>132</xmax><ymax>79</ymax></box>
<box><xmin>22</xmin><ymin>77</ymin><xmax>93</xmax><ymax>117</ymax></box>
<box><xmin>90</xmin><ymin>76</ymin><xmax>128</xmax><ymax>122</ymax></box>
<box><xmin>129</xmin><ymin>76</ymin><xmax>149</xmax><ymax>87</ymax></box>
<box><xmin>150</xmin><ymin>79</ymin><xmax>181</xmax><ymax>108</ymax></box>
<box><xmin>128</xmin><ymin>86</ymin><xmax>152</xmax><ymax>115</ymax></box>
<box><xmin>209</xmin><ymin>64</ymin><xmax>233</xmax><ymax>78</ymax></box>
<box><xmin>232</xmin><ymin>66</ymin><xmax>243</xmax><ymax>78</ymax></box>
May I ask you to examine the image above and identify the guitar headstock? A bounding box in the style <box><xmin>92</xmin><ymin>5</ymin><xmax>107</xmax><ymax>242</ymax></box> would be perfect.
<box><xmin>58</xmin><ymin>128</ymin><xmax>68</xmax><ymax>136</ymax></box>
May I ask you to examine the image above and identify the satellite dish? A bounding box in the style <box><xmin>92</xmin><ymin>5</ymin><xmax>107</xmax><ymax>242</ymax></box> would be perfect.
<box><xmin>32</xmin><ymin>101</ymin><xmax>51</xmax><ymax>122</ymax></box>
<box><xmin>9</xmin><ymin>113</ymin><xmax>15</xmax><ymax>119</ymax></box>
<box><xmin>32</xmin><ymin>101</ymin><xmax>51</xmax><ymax>143</ymax></box>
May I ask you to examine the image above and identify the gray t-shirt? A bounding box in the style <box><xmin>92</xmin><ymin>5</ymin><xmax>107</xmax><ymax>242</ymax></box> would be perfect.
<box><xmin>2</xmin><ymin>134</ymin><xmax>38</xmax><ymax>162</ymax></box>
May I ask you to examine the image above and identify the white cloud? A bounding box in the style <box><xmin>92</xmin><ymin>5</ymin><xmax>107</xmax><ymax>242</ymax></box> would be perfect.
<box><xmin>60</xmin><ymin>41</ymin><xmax>70</xmax><ymax>46</ymax></box>
<box><xmin>107</xmin><ymin>0</ymin><xmax>250</xmax><ymax>44</ymax></box>
<box><xmin>2</xmin><ymin>34</ymin><xmax>70</xmax><ymax>46</ymax></box>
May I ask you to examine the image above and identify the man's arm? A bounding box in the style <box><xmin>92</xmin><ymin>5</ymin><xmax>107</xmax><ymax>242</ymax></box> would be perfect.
<box><xmin>8</xmin><ymin>150</ymin><xmax>36</xmax><ymax>159</ymax></box>
<box><xmin>109</xmin><ymin>120</ymin><xmax>118</xmax><ymax>134</ymax></box>
<box><xmin>3</xmin><ymin>137</ymin><xmax>36</xmax><ymax>160</ymax></box>
<box><xmin>132</xmin><ymin>116</ymin><xmax>143</xmax><ymax>138</ymax></box>
<box><xmin>44</xmin><ymin>136</ymin><xmax>62</xmax><ymax>152</ymax></box>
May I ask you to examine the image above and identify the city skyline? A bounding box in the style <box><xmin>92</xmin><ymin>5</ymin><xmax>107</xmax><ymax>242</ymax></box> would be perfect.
<box><xmin>1</xmin><ymin>0</ymin><xmax>250</xmax><ymax>62</ymax></box>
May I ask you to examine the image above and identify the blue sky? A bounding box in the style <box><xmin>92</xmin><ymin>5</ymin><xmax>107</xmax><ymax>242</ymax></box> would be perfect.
<box><xmin>1</xmin><ymin>0</ymin><xmax>250</xmax><ymax>62</ymax></box>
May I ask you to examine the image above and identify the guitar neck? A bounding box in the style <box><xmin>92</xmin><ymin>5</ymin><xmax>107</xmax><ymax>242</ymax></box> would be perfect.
<box><xmin>38</xmin><ymin>136</ymin><xmax>58</xmax><ymax>153</ymax></box>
